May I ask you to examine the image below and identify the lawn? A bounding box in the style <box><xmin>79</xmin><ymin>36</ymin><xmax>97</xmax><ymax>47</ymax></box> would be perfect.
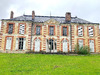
<box><xmin>0</xmin><ymin>53</ymin><xmax>100</xmax><ymax>75</ymax></box>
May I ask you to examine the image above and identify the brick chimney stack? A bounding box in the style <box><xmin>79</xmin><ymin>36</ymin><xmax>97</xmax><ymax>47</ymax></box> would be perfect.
<box><xmin>32</xmin><ymin>11</ymin><xmax>35</xmax><ymax>20</ymax></box>
<box><xmin>65</xmin><ymin>12</ymin><xmax>71</xmax><ymax>22</ymax></box>
<box><xmin>10</xmin><ymin>11</ymin><xmax>14</xmax><ymax>19</ymax></box>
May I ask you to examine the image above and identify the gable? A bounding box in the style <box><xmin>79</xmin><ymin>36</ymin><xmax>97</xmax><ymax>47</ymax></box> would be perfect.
<box><xmin>44</xmin><ymin>19</ymin><xmax>60</xmax><ymax>25</ymax></box>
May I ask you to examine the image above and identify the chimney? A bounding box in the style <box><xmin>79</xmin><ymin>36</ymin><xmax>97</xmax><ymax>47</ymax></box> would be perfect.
<box><xmin>32</xmin><ymin>11</ymin><xmax>35</xmax><ymax>20</ymax></box>
<box><xmin>10</xmin><ymin>11</ymin><xmax>14</xmax><ymax>19</ymax></box>
<box><xmin>65</xmin><ymin>12</ymin><xmax>71</xmax><ymax>22</ymax></box>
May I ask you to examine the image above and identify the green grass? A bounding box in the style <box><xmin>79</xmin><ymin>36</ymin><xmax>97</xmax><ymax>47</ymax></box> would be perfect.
<box><xmin>0</xmin><ymin>53</ymin><xmax>100</xmax><ymax>75</ymax></box>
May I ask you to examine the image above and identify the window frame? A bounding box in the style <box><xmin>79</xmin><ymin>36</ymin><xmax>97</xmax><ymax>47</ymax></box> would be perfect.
<box><xmin>62</xmin><ymin>26</ymin><xmax>68</xmax><ymax>36</ymax></box>
<box><xmin>6</xmin><ymin>23</ymin><xmax>15</xmax><ymax>34</ymax></box>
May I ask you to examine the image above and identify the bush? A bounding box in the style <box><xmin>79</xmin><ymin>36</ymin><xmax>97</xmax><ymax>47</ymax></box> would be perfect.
<box><xmin>75</xmin><ymin>43</ymin><xmax>90</xmax><ymax>55</ymax></box>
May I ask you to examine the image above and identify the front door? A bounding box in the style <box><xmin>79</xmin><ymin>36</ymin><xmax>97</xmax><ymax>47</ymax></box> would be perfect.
<box><xmin>6</xmin><ymin>37</ymin><xmax>12</xmax><ymax>50</ymax></box>
<box><xmin>63</xmin><ymin>40</ymin><xmax>68</xmax><ymax>52</ymax></box>
<box><xmin>35</xmin><ymin>39</ymin><xmax>40</xmax><ymax>52</ymax></box>
<box><xmin>89</xmin><ymin>40</ymin><xmax>94</xmax><ymax>52</ymax></box>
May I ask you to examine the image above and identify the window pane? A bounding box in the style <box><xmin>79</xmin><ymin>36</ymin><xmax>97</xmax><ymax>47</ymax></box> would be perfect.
<box><xmin>49</xmin><ymin>26</ymin><xmax>54</xmax><ymax>35</ymax></box>
<box><xmin>36</xmin><ymin>26</ymin><xmax>40</xmax><ymax>35</ymax></box>
<box><xmin>63</xmin><ymin>27</ymin><xmax>67</xmax><ymax>36</ymax></box>
<box><xmin>8</xmin><ymin>24</ymin><xmax>13</xmax><ymax>34</ymax></box>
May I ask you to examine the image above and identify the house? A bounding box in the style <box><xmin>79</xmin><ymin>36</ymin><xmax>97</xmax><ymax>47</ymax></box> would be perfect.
<box><xmin>0</xmin><ymin>11</ymin><xmax>100</xmax><ymax>53</ymax></box>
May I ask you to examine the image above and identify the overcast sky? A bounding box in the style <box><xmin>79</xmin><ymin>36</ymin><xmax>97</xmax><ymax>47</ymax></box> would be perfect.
<box><xmin>0</xmin><ymin>0</ymin><xmax>100</xmax><ymax>30</ymax></box>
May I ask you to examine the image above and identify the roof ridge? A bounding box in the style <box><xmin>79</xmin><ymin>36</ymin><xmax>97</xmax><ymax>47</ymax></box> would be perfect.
<box><xmin>23</xmin><ymin>15</ymin><xmax>65</xmax><ymax>18</ymax></box>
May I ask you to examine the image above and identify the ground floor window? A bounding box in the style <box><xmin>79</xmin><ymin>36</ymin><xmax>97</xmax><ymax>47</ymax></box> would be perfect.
<box><xmin>49</xmin><ymin>39</ymin><xmax>54</xmax><ymax>50</ymax></box>
<box><xmin>16</xmin><ymin>38</ymin><xmax>26</xmax><ymax>50</ymax></box>
<box><xmin>19</xmin><ymin>38</ymin><xmax>24</xmax><ymax>49</ymax></box>
<box><xmin>78</xmin><ymin>40</ymin><xmax>83</xmax><ymax>47</ymax></box>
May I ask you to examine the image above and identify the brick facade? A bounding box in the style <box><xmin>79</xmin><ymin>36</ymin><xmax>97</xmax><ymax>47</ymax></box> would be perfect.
<box><xmin>0</xmin><ymin>12</ymin><xmax>100</xmax><ymax>53</ymax></box>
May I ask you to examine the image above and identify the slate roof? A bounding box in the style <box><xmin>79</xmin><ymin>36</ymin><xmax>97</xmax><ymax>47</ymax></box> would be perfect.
<box><xmin>2</xmin><ymin>15</ymin><xmax>98</xmax><ymax>24</ymax></box>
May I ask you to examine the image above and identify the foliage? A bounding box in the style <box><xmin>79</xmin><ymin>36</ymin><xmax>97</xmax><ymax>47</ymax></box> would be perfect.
<box><xmin>0</xmin><ymin>53</ymin><xmax>100</xmax><ymax>75</ymax></box>
<box><xmin>75</xmin><ymin>43</ymin><xmax>90</xmax><ymax>55</ymax></box>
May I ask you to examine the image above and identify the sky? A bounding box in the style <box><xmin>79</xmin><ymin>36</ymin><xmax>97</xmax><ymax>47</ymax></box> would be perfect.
<box><xmin>0</xmin><ymin>0</ymin><xmax>100</xmax><ymax>30</ymax></box>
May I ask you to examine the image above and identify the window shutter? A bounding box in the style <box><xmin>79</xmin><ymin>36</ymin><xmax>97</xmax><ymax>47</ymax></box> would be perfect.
<box><xmin>78</xmin><ymin>26</ymin><xmax>83</xmax><ymax>36</ymax></box>
<box><xmin>78</xmin><ymin>40</ymin><xmax>83</xmax><ymax>47</ymax></box>
<box><xmin>88</xmin><ymin>27</ymin><xmax>93</xmax><ymax>36</ymax></box>
<box><xmin>23</xmin><ymin>38</ymin><xmax>26</xmax><ymax>50</ymax></box>
<box><xmin>6</xmin><ymin>37</ymin><xmax>12</xmax><ymax>50</ymax></box>
<box><xmin>15</xmin><ymin>38</ymin><xmax>19</xmax><ymax>50</ymax></box>
<box><xmin>19</xmin><ymin>24</ymin><xmax>25</xmax><ymax>34</ymax></box>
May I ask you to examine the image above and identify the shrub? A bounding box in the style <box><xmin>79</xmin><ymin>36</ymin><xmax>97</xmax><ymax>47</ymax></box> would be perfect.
<box><xmin>75</xmin><ymin>43</ymin><xmax>90</xmax><ymax>55</ymax></box>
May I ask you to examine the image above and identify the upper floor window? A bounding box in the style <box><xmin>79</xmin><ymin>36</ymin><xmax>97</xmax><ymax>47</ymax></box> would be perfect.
<box><xmin>78</xmin><ymin>26</ymin><xmax>83</xmax><ymax>36</ymax></box>
<box><xmin>36</xmin><ymin>26</ymin><xmax>40</xmax><ymax>35</ymax></box>
<box><xmin>19</xmin><ymin>24</ymin><xmax>25</xmax><ymax>34</ymax></box>
<box><xmin>49</xmin><ymin>26</ymin><xmax>54</xmax><ymax>35</ymax></box>
<box><xmin>8</xmin><ymin>24</ymin><xmax>13</xmax><ymax>34</ymax></box>
<box><xmin>88</xmin><ymin>27</ymin><xmax>93</xmax><ymax>36</ymax></box>
<box><xmin>63</xmin><ymin>27</ymin><xmax>67</xmax><ymax>36</ymax></box>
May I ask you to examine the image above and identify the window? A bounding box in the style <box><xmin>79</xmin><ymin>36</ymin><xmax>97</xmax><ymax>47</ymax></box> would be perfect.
<box><xmin>19</xmin><ymin>24</ymin><xmax>25</xmax><ymax>34</ymax></box>
<box><xmin>78</xmin><ymin>40</ymin><xmax>83</xmax><ymax>47</ymax></box>
<box><xmin>16</xmin><ymin>38</ymin><xmax>26</xmax><ymax>50</ymax></box>
<box><xmin>49</xmin><ymin>39</ymin><xmax>54</xmax><ymax>50</ymax></box>
<box><xmin>78</xmin><ymin>26</ymin><xmax>83</xmax><ymax>36</ymax></box>
<box><xmin>8</xmin><ymin>24</ymin><xmax>13</xmax><ymax>34</ymax></box>
<box><xmin>49</xmin><ymin>26</ymin><xmax>54</xmax><ymax>35</ymax></box>
<box><xmin>88</xmin><ymin>27</ymin><xmax>93</xmax><ymax>36</ymax></box>
<box><xmin>63</xmin><ymin>27</ymin><xmax>67</xmax><ymax>36</ymax></box>
<box><xmin>19</xmin><ymin>38</ymin><xmax>24</xmax><ymax>49</ymax></box>
<box><xmin>36</xmin><ymin>26</ymin><xmax>40</xmax><ymax>35</ymax></box>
